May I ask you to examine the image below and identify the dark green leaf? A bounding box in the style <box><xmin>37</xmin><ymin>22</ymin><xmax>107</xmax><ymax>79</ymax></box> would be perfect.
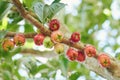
<box><xmin>0</xmin><ymin>1</ymin><xmax>12</xmax><ymax>20</ymax></box>
<box><xmin>8</xmin><ymin>11</ymin><xmax>23</xmax><ymax>24</ymax></box>
<box><xmin>69</xmin><ymin>72</ymin><xmax>80</xmax><ymax>80</ymax></box>
<box><xmin>52</xmin><ymin>0</ymin><xmax>61</xmax><ymax>4</ymax></box>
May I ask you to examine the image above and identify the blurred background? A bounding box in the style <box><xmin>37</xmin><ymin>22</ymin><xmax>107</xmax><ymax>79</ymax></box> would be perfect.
<box><xmin>0</xmin><ymin>0</ymin><xmax>120</xmax><ymax>80</ymax></box>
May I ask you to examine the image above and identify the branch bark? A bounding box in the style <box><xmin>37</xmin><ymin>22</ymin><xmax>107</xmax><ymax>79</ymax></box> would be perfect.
<box><xmin>11</xmin><ymin>0</ymin><xmax>120</xmax><ymax>80</ymax></box>
<box><xmin>5</xmin><ymin>32</ymin><xmax>37</xmax><ymax>38</ymax></box>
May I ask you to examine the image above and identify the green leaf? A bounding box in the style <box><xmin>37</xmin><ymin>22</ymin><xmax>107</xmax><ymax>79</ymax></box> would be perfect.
<box><xmin>0</xmin><ymin>1</ymin><xmax>12</xmax><ymax>20</ymax></box>
<box><xmin>43</xmin><ymin>4</ymin><xmax>50</xmax><ymax>23</ymax></box>
<box><xmin>69</xmin><ymin>72</ymin><xmax>80</xmax><ymax>80</ymax></box>
<box><xmin>115</xmin><ymin>53</ymin><xmax>120</xmax><ymax>60</ymax></box>
<box><xmin>7</xmin><ymin>24</ymin><xmax>19</xmax><ymax>32</ymax></box>
<box><xmin>48</xmin><ymin>3</ymin><xmax>66</xmax><ymax>19</ymax></box>
<box><xmin>23</xmin><ymin>0</ymin><xmax>33</xmax><ymax>8</ymax></box>
<box><xmin>0</xmin><ymin>30</ymin><xmax>7</xmax><ymax>39</ymax></box>
<box><xmin>33</xmin><ymin>2</ymin><xmax>65</xmax><ymax>23</ymax></box>
<box><xmin>3</xmin><ymin>71</ymin><xmax>12</xmax><ymax>80</ymax></box>
<box><xmin>33</xmin><ymin>2</ymin><xmax>45</xmax><ymax>23</ymax></box>
<box><xmin>102</xmin><ymin>0</ymin><xmax>112</xmax><ymax>8</ymax></box>
<box><xmin>52</xmin><ymin>0</ymin><xmax>61</xmax><ymax>4</ymax></box>
<box><xmin>38</xmin><ymin>64</ymin><xmax>49</xmax><ymax>71</ymax></box>
<box><xmin>24</xmin><ymin>23</ymin><xmax>34</xmax><ymax>33</ymax></box>
<box><xmin>8</xmin><ymin>11</ymin><xmax>23</xmax><ymax>24</ymax></box>
<box><xmin>59</xmin><ymin>55</ymin><xmax>68</xmax><ymax>76</ymax></box>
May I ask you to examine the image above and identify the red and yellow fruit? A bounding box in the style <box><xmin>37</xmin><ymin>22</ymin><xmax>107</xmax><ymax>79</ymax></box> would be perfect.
<box><xmin>51</xmin><ymin>30</ymin><xmax>63</xmax><ymax>43</ymax></box>
<box><xmin>98</xmin><ymin>53</ymin><xmax>110</xmax><ymax>67</ymax></box>
<box><xmin>66</xmin><ymin>48</ymin><xmax>78</xmax><ymax>61</ymax></box>
<box><xmin>34</xmin><ymin>34</ymin><xmax>45</xmax><ymax>46</ymax></box>
<box><xmin>70</xmin><ymin>32</ymin><xmax>80</xmax><ymax>42</ymax></box>
<box><xmin>84</xmin><ymin>45</ymin><xmax>96</xmax><ymax>57</ymax></box>
<box><xmin>14</xmin><ymin>34</ymin><xmax>25</xmax><ymax>46</ymax></box>
<box><xmin>2</xmin><ymin>39</ymin><xmax>14</xmax><ymax>51</ymax></box>
<box><xmin>77</xmin><ymin>51</ymin><xmax>86</xmax><ymax>62</ymax></box>
<box><xmin>49</xmin><ymin>19</ymin><xmax>60</xmax><ymax>31</ymax></box>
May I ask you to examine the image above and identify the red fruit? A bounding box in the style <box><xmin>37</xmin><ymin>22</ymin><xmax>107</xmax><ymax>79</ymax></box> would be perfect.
<box><xmin>98</xmin><ymin>53</ymin><xmax>110</xmax><ymax>67</ymax></box>
<box><xmin>70</xmin><ymin>32</ymin><xmax>80</xmax><ymax>42</ymax></box>
<box><xmin>66</xmin><ymin>48</ymin><xmax>78</xmax><ymax>61</ymax></box>
<box><xmin>51</xmin><ymin>31</ymin><xmax>63</xmax><ymax>43</ymax></box>
<box><xmin>2</xmin><ymin>39</ymin><xmax>14</xmax><ymax>51</ymax></box>
<box><xmin>77</xmin><ymin>51</ymin><xmax>86</xmax><ymax>62</ymax></box>
<box><xmin>84</xmin><ymin>45</ymin><xmax>96</xmax><ymax>57</ymax></box>
<box><xmin>49</xmin><ymin>19</ymin><xmax>60</xmax><ymax>31</ymax></box>
<box><xmin>34</xmin><ymin>34</ymin><xmax>45</xmax><ymax>46</ymax></box>
<box><xmin>14</xmin><ymin>34</ymin><xmax>25</xmax><ymax>46</ymax></box>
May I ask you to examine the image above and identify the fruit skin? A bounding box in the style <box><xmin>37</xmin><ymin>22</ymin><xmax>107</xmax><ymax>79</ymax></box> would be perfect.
<box><xmin>77</xmin><ymin>51</ymin><xmax>86</xmax><ymax>62</ymax></box>
<box><xmin>51</xmin><ymin>30</ymin><xmax>63</xmax><ymax>43</ymax></box>
<box><xmin>84</xmin><ymin>45</ymin><xmax>96</xmax><ymax>57</ymax></box>
<box><xmin>34</xmin><ymin>34</ymin><xmax>45</xmax><ymax>46</ymax></box>
<box><xmin>66</xmin><ymin>48</ymin><xmax>78</xmax><ymax>61</ymax></box>
<box><xmin>14</xmin><ymin>34</ymin><xmax>25</xmax><ymax>46</ymax></box>
<box><xmin>98</xmin><ymin>53</ymin><xmax>110</xmax><ymax>67</ymax></box>
<box><xmin>2</xmin><ymin>39</ymin><xmax>14</xmax><ymax>51</ymax></box>
<box><xmin>54</xmin><ymin>43</ymin><xmax>64</xmax><ymax>54</ymax></box>
<box><xmin>43</xmin><ymin>37</ymin><xmax>54</xmax><ymax>48</ymax></box>
<box><xmin>70</xmin><ymin>32</ymin><xmax>80</xmax><ymax>42</ymax></box>
<box><xmin>49</xmin><ymin>19</ymin><xmax>60</xmax><ymax>31</ymax></box>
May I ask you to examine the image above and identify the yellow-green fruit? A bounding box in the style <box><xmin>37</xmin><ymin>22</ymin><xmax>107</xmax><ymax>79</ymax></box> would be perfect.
<box><xmin>54</xmin><ymin>43</ymin><xmax>64</xmax><ymax>54</ymax></box>
<box><xmin>43</xmin><ymin>37</ymin><xmax>54</xmax><ymax>48</ymax></box>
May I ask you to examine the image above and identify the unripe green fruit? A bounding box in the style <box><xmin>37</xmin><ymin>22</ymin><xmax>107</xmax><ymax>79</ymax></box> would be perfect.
<box><xmin>43</xmin><ymin>37</ymin><xmax>54</xmax><ymax>48</ymax></box>
<box><xmin>54</xmin><ymin>43</ymin><xmax>64</xmax><ymax>54</ymax></box>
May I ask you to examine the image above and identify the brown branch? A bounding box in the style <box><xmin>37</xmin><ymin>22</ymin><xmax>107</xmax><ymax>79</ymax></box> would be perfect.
<box><xmin>12</xmin><ymin>0</ymin><xmax>51</xmax><ymax>36</ymax></box>
<box><xmin>5</xmin><ymin>32</ymin><xmax>36</xmax><ymax>38</ymax></box>
<box><xmin>11</xmin><ymin>0</ymin><xmax>120</xmax><ymax>80</ymax></box>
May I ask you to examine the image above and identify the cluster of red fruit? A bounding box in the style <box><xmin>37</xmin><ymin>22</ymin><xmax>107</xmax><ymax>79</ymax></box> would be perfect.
<box><xmin>2</xmin><ymin>19</ymin><xmax>110</xmax><ymax>68</ymax></box>
<box><xmin>66</xmin><ymin>45</ymin><xmax>111</xmax><ymax>67</ymax></box>
<box><xmin>2</xmin><ymin>34</ymin><xmax>25</xmax><ymax>51</ymax></box>
<box><xmin>33</xmin><ymin>19</ymin><xmax>64</xmax><ymax>54</ymax></box>
<box><xmin>34</xmin><ymin>19</ymin><xmax>111</xmax><ymax>68</ymax></box>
